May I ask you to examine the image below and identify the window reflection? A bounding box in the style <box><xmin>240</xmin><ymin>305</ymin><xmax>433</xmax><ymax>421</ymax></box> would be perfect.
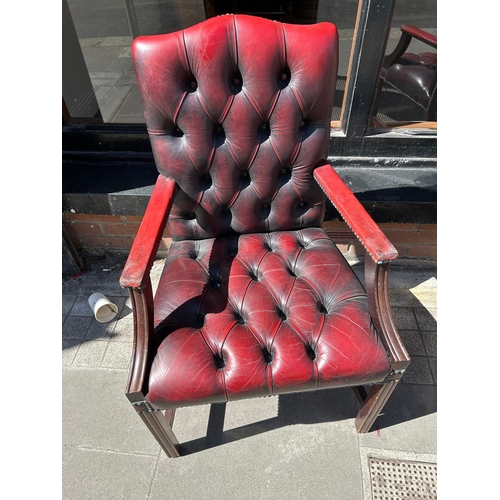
<box><xmin>372</xmin><ymin>0</ymin><xmax>437</xmax><ymax>127</ymax></box>
<box><xmin>63</xmin><ymin>1</ymin><xmax>358</xmax><ymax>126</ymax></box>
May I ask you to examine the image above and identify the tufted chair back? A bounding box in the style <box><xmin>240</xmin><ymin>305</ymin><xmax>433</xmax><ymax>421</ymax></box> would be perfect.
<box><xmin>132</xmin><ymin>14</ymin><xmax>338</xmax><ymax>241</ymax></box>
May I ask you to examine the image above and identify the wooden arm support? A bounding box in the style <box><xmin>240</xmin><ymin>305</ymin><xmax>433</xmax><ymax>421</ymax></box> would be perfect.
<box><xmin>384</xmin><ymin>24</ymin><xmax>437</xmax><ymax>69</ymax></box>
<box><xmin>126</xmin><ymin>282</ymin><xmax>155</xmax><ymax>399</ymax></box>
<box><xmin>365</xmin><ymin>257</ymin><xmax>410</xmax><ymax>371</ymax></box>
<box><xmin>313</xmin><ymin>162</ymin><xmax>398</xmax><ymax>264</ymax></box>
<box><xmin>120</xmin><ymin>175</ymin><xmax>177</xmax><ymax>289</ymax></box>
<box><xmin>120</xmin><ymin>174</ymin><xmax>176</xmax><ymax>399</ymax></box>
<box><xmin>400</xmin><ymin>24</ymin><xmax>437</xmax><ymax>48</ymax></box>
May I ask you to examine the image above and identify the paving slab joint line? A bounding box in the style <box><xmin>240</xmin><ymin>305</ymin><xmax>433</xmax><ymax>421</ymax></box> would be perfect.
<box><xmin>72</xmin><ymin>444</ymin><xmax>159</xmax><ymax>458</ymax></box>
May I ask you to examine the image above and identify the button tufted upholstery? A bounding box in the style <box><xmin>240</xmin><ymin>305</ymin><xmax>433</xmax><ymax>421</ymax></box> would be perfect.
<box><xmin>149</xmin><ymin>228</ymin><xmax>390</xmax><ymax>407</ymax></box>
<box><xmin>385</xmin><ymin>52</ymin><xmax>437</xmax><ymax>115</ymax></box>
<box><xmin>133</xmin><ymin>14</ymin><xmax>337</xmax><ymax>241</ymax></box>
<box><xmin>122</xmin><ymin>14</ymin><xmax>409</xmax><ymax>456</ymax></box>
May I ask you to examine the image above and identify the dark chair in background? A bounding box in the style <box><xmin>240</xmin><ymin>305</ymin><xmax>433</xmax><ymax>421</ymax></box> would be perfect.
<box><xmin>374</xmin><ymin>24</ymin><xmax>437</xmax><ymax>124</ymax></box>
<box><xmin>120</xmin><ymin>14</ymin><xmax>410</xmax><ymax>457</ymax></box>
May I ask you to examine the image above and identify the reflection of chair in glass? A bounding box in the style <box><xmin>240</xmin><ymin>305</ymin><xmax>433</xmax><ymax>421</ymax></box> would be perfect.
<box><xmin>120</xmin><ymin>14</ymin><xmax>410</xmax><ymax>457</ymax></box>
<box><xmin>374</xmin><ymin>25</ymin><xmax>437</xmax><ymax>123</ymax></box>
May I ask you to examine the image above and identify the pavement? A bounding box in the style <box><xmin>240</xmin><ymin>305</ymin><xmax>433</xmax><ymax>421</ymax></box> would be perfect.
<box><xmin>62</xmin><ymin>252</ymin><xmax>437</xmax><ymax>500</ymax></box>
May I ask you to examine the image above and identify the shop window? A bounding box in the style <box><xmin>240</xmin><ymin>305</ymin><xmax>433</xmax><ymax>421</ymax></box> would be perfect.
<box><xmin>371</xmin><ymin>0</ymin><xmax>437</xmax><ymax>129</ymax></box>
<box><xmin>62</xmin><ymin>0</ymin><xmax>358</xmax><ymax>127</ymax></box>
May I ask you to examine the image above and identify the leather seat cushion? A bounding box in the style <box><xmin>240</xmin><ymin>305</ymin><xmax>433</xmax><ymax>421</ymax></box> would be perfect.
<box><xmin>385</xmin><ymin>52</ymin><xmax>437</xmax><ymax>109</ymax></box>
<box><xmin>147</xmin><ymin>227</ymin><xmax>391</xmax><ymax>408</ymax></box>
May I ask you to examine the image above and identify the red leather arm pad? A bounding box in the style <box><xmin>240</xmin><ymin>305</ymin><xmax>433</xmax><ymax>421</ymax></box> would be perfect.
<box><xmin>401</xmin><ymin>25</ymin><xmax>437</xmax><ymax>48</ymax></box>
<box><xmin>313</xmin><ymin>162</ymin><xmax>398</xmax><ymax>263</ymax></box>
<box><xmin>120</xmin><ymin>175</ymin><xmax>177</xmax><ymax>289</ymax></box>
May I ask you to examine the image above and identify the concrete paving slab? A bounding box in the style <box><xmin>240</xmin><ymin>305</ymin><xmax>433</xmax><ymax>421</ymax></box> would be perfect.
<box><xmin>401</xmin><ymin>356</ymin><xmax>434</xmax><ymax>385</ymax></box>
<box><xmin>62</xmin><ymin>446</ymin><xmax>157</xmax><ymax>500</ymax></box>
<box><xmin>62</xmin><ymin>367</ymin><xmax>160</xmax><ymax>455</ymax></box>
<box><xmin>421</xmin><ymin>331</ymin><xmax>437</xmax><ymax>357</ymax></box>
<box><xmin>358</xmin><ymin>384</ymin><xmax>437</xmax><ymax>456</ymax></box>
<box><xmin>414</xmin><ymin>307</ymin><xmax>437</xmax><ymax>330</ymax></box>
<box><xmin>63</xmin><ymin>316</ymin><xmax>93</xmax><ymax>339</ymax></box>
<box><xmin>428</xmin><ymin>358</ymin><xmax>437</xmax><ymax>385</ymax></box>
<box><xmin>110</xmin><ymin>316</ymin><xmax>134</xmax><ymax>342</ymax></box>
<box><xmin>399</xmin><ymin>330</ymin><xmax>426</xmax><ymax>356</ymax></box>
<box><xmin>84</xmin><ymin>317</ymin><xmax>117</xmax><ymax>341</ymax></box>
<box><xmin>63</xmin><ymin>294</ymin><xmax>77</xmax><ymax>315</ymax></box>
<box><xmin>62</xmin><ymin>339</ymin><xmax>81</xmax><ymax>366</ymax></box>
<box><xmin>98</xmin><ymin>84</ymin><xmax>135</xmax><ymax>122</ymax></box>
<box><xmin>150</xmin><ymin>418</ymin><xmax>363</xmax><ymax>500</ymax></box>
<box><xmin>82</xmin><ymin>46</ymin><xmax>132</xmax><ymax>72</ymax></box>
<box><xmin>171</xmin><ymin>388</ymin><xmax>358</xmax><ymax>455</ymax></box>
<box><xmin>72</xmin><ymin>339</ymin><xmax>109</xmax><ymax>367</ymax></box>
<box><xmin>101</xmin><ymin>341</ymin><xmax>133</xmax><ymax>369</ymax></box>
<box><xmin>392</xmin><ymin>307</ymin><xmax>419</xmax><ymax>330</ymax></box>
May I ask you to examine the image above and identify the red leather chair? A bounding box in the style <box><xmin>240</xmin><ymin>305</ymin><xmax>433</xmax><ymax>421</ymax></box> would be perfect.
<box><xmin>120</xmin><ymin>14</ymin><xmax>410</xmax><ymax>457</ymax></box>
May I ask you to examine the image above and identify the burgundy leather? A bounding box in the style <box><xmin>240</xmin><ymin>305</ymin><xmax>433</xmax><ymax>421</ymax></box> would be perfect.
<box><xmin>385</xmin><ymin>52</ymin><xmax>437</xmax><ymax>110</ymax></box>
<box><xmin>132</xmin><ymin>15</ymin><xmax>338</xmax><ymax>241</ymax></box>
<box><xmin>148</xmin><ymin>228</ymin><xmax>391</xmax><ymax>408</ymax></box>
<box><xmin>120</xmin><ymin>175</ymin><xmax>177</xmax><ymax>289</ymax></box>
<box><xmin>313</xmin><ymin>162</ymin><xmax>398</xmax><ymax>263</ymax></box>
<box><xmin>401</xmin><ymin>25</ymin><xmax>437</xmax><ymax>48</ymax></box>
<box><xmin>131</xmin><ymin>15</ymin><xmax>392</xmax><ymax>410</ymax></box>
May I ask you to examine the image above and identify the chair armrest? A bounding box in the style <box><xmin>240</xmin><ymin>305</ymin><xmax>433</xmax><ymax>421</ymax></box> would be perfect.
<box><xmin>383</xmin><ymin>25</ymin><xmax>437</xmax><ymax>69</ymax></box>
<box><xmin>400</xmin><ymin>25</ymin><xmax>437</xmax><ymax>49</ymax></box>
<box><xmin>120</xmin><ymin>175</ymin><xmax>177</xmax><ymax>289</ymax></box>
<box><xmin>313</xmin><ymin>162</ymin><xmax>398</xmax><ymax>264</ymax></box>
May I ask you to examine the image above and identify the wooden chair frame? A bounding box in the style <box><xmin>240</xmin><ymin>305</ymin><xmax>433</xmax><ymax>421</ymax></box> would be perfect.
<box><xmin>120</xmin><ymin>166</ymin><xmax>410</xmax><ymax>457</ymax></box>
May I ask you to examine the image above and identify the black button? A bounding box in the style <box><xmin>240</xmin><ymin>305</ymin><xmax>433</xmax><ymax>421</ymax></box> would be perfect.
<box><xmin>306</xmin><ymin>344</ymin><xmax>316</xmax><ymax>361</ymax></box>
<box><xmin>234</xmin><ymin>312</ymin><xmax>245</xmax><ymax>324</ymax></box>
<box><xmin>214</xmin><ymin>353</ymin><xmax>225</xmax><ymax>369</ymax></box>
<box><xmin>276</xmin><ymin>308</ymin><xmax>287</xmax><ymax>320</ymax></box>
<box><xmin>262</xmin><ymin>347</ymin><xmax>273</xmax><ymax>363</ymax></box>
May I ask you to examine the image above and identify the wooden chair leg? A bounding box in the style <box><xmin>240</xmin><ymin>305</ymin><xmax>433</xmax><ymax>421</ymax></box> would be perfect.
<box><xmin>134</xmin><ymin>405</ymin><xmax>180</xmax><ymax>457</ymax></box>
<box><xmin>354</xmin><ymin>380</ymin><xmax>399</xmax><ymax>433</ymax></box>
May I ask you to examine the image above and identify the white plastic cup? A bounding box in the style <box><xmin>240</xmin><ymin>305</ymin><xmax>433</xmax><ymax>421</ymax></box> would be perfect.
<box><xmin>88</xmin><ymin>293</ymin><xmax>118</xmax><ymax>323</ymax></box>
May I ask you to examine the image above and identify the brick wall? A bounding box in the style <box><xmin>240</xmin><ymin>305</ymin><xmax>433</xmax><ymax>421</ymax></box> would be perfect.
<box><xmin>63</xmin><ymin>213</ymin><xmax>436</xmax><ymax>260</ymax></box>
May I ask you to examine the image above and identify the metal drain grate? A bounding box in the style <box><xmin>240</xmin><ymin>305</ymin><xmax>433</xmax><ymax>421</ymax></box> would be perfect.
<box><xmin>369</xmin><ymin>458</ymin><xmax>437</xmax><ymax>500</ymax></box>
